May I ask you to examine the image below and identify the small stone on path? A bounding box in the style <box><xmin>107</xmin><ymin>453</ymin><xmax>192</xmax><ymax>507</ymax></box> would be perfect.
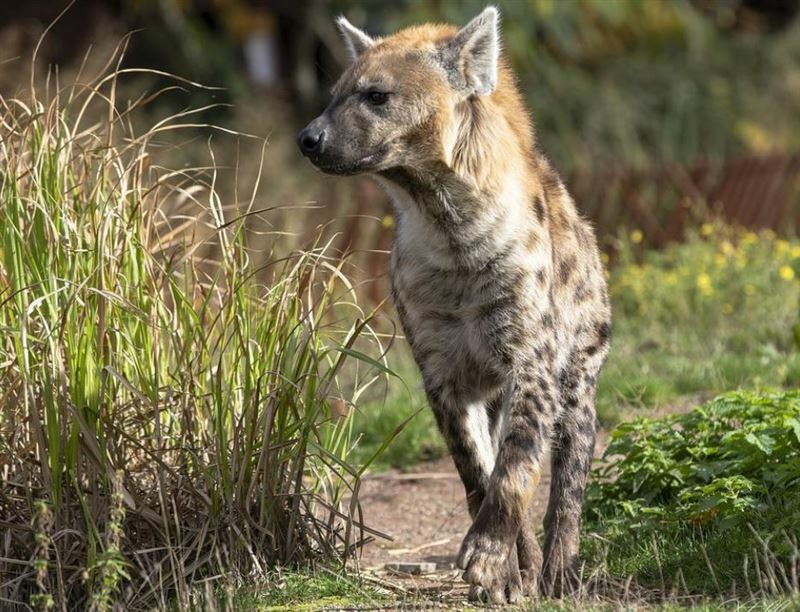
<box><xmin>384</xmin><ymin>562</ymin><xmax>437</xmax><ymax>576</ymax></box>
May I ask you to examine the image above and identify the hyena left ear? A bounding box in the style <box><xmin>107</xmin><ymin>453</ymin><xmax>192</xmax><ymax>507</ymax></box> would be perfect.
<box><xmin>442</xmin><ymin>6</ymin><xmax>500</xmax><ymax>96</ymax></box>
<box><xmin>336</xmin><ymin>16</ymin><xmax>375</xmax><ymax>63</ymax></box>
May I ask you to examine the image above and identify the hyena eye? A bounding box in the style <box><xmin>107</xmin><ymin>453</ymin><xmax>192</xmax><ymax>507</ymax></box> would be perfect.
<box><xmin>365</xmin><ymin>91</ymin><xmax>390</xmax><ymax>106</ymax></box>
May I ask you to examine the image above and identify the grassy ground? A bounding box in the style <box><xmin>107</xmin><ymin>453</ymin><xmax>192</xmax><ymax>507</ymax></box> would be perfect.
<box><xmin>351</xmin><ymin>223</ymin><xmax>800</xmax><ymax>469</ymax></box>
<box><xmin>230</xmin><ymin>571</ymin><xmax>381</xmax><ymax>611</ymax></box>
<box><xmin>229</xmin><ymin>570</ymin><xmax>800</xmax><ymax>611</ymax></box>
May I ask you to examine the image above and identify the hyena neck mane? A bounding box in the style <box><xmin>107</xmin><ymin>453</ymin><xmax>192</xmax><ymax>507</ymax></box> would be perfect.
<box><xmin>377</xmin><ymin>68</ymin><xmax>550</xmax><ymax>270</ymax></box>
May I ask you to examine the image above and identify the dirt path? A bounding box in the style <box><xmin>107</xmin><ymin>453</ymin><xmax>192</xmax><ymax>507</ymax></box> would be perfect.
<box><xmin>358</xmin><ymin>456</ymin><xmax>551</xmax><ymax>569</ymax></box>
<box><xmin>355</xmin><ymin>432</ymin><xmax>608</xmax><ymax>597</ymax></box>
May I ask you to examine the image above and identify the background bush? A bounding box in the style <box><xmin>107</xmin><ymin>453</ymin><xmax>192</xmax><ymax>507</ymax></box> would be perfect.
<box><xmin>585</xmin><ymin>390</ymin><xmax>800</xmax><ymax>595</ymax></box>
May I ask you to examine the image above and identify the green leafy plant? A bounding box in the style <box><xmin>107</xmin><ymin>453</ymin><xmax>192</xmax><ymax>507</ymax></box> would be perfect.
<box><xmin>585</xmin><ymin>390</ymin><xmax>800</xmax><ymax>595</ymax></box>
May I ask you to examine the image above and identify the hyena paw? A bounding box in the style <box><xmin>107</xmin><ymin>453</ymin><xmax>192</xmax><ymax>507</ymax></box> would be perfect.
<box><xmin>520</xmin><ymin>566</ymin><xmax>541</xmax><ymax>598</ymax></box>
<box><xmin>517</xmin><ymin>531</ymin><xmax>543</xmax><ymax>597</ymax></box>
<box><xmin>457</xmin><ymin>531</ymin><xmax>522</xmax><ymax>604</ymax></box>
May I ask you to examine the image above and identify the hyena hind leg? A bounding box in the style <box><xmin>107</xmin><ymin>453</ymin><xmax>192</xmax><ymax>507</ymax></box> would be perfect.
<box><xmin>541</xmin><ymin>356</ymin><xmax>603</xmax><ymax>597</ymax></box>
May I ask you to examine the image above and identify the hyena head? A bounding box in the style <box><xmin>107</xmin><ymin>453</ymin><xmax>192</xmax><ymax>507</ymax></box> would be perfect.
<box><xmin>297</xmin><ymin>7</ymin><xmax>501</xmax><ymax>175</ymax></box>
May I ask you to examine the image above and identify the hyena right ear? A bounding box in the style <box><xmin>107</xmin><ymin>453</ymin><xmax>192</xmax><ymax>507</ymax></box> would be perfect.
<box><xmin>336</xmin><ymin>16</ymin><xmax>375</xmax><ymax>62</ymax></box>
<box><xmin>441</xmin><ymin>6</ymin><xmax>500</xmax><ymax>96</ymax></box>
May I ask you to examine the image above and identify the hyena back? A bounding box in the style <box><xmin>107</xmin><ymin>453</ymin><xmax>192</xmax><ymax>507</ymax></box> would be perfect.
<box><xmin>298</xmin><ymin>6</ymin><xmax>611</xmax><ymax>603</ymax></box>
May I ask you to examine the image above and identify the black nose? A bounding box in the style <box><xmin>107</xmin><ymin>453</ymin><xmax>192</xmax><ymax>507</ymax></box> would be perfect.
<box><xmin>297</xmin><ymin>125</ymin><xmax>326</xmax><ymax>157</ymax></box>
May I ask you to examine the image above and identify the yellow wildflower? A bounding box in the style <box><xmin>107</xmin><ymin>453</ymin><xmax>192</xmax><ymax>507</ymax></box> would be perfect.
<box><xmin>714</xmin><ymin>254</ymin><xmax>727</xmax><ymax>267</ymax></box>
<box><xmin>630</xmin><ymin>229</ymin><xmax>643</xmax><ymax>244</ymax></box>
<box><xmin>737</xmin><ymin>120</ymin><xmax>772</xmax><ymax>153</ymax></box>
<box><xmin>791</xmin><ymin>245</ymin><xmax>800</xmax><ymax>259</ymax></box>
<box><xmin>742</xmin><ymin>231</ymin><xmax>758</xmax><ymax>246</ymax></box>
<box><xmin>700</xmin><ymin>223</ymin><xmax>715</xmax><ymax>237</ymax></box>
<box><xmin>776</xmin><ymin>239</ymin><xmax>790</xmax><ymax>254</ymax></box>
<box><xmin>744</xmin><ymin>284</ymin><xmax>756</xmax><ymax>296</ymax></box>
<box><xmin>381</xmin><ymin>215</ymin><xmax>394</xmax><ymax>229</ymax></box>
<box><xmin>696</xmin><ymin>273</ymin><xmax>713</xmax><ymax>296</ymax></box>
<box><xmin>722</xmin><ymin>303</ymin><xmax>734</xmax><ymax>315</ymax></box>
<box><xmin>665</xmin><ymin>272</ymin><xmax>678</xmax><ymax>286</ymax></box>
<box><xmin>779</xmin><ymin>265</ymin><xmax>795</xmax><ymax>281</ymax></box>
<box><xmin>720</xmin><ymin>241</ymin><xmax>735</xmax><ymax>256</ymax></box>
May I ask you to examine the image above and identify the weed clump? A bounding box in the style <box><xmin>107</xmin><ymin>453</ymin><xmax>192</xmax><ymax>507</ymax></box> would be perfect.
<box><xmin>0</xmin><ymin>50</ymin><xmax>387</xmax><ymax>608</ymax></box>
<box><xmin>585</xmin><ymin>390</ymin><xmax>800</xmax><ymax>596</ymax></box>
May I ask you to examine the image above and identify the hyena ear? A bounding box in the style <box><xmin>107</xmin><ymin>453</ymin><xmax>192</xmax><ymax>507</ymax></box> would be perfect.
<box><xmin>336</xmin><ymin>16</ymin><xmax>375</xmax><ymax>62</ymax></box>
<box><xmin>442</xmin><ymin>6</ymin><xmax>500</xmax><ymax>96</ymax></box>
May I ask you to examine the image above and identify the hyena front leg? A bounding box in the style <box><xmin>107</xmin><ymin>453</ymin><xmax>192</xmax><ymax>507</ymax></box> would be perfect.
<box><xmin>541</xmin><ymin>342</ymin><xmax>607</xmax><ymax>596</ymax></box>
<box><xmin>491</xmin><ymin>392</ymin><xmax>543</xmax><ymax>598</ymax></box>
<box><xmin>425</xmin><ymin>384</ymin><xmax>523</xmax><ymax>604</ymax></box>
<box><xmin>457</xmin><ymin>351</ymin><xmax>558</xmax><ymax>602</ymax></box>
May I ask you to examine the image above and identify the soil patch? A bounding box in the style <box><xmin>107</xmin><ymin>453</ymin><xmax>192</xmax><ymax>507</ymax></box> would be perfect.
<box><xmin>355</xmin><ymin>430</ymin><xmax>608</xmax><ymax>597</ymax></box>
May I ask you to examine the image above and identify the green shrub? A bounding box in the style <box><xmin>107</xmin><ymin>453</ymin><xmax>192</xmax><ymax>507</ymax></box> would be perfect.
<box><xmin>585</xmin><ymin>390</ymin><xmax>800</xmax><ymax>595</ymax></box>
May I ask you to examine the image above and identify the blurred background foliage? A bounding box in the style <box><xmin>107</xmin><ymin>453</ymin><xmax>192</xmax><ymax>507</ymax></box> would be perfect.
<box><xmin>4</xmin><ymin>0</ymin><xmax>800</xmax><ymax>175</ymax></box>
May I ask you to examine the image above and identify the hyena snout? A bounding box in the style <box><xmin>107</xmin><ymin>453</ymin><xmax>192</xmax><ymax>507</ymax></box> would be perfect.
<box><xmin>297</xmin><ymin>115</ymin><xmax>358</xmax><ymax>174</ymax></box>
<box><xmin>298</xmin><ymin>112</ymin><xmax>386</xmax><ymax>175</ymax></box>
<box><xmin>297</xmin><ymin>117</ymin><xmax>328</xmax><ymax>158</ymax></box>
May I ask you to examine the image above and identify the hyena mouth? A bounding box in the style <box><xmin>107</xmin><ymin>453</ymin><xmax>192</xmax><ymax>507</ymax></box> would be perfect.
<box><xmin>315</xmin><ymin>148</ymin><xmax>388</xmax><ymax>176</ymax></box>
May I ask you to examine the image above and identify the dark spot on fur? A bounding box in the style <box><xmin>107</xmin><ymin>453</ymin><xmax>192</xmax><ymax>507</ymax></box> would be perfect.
<box><xmin>536</xmin><ymin>268</ymin><xmax>547</xmax><ymax>287</ymax></box>
<box><xmin>573</xmin><ymin>280</ymin><xmax>590</xmax><ymax>302</ymax></box>
<box><xmin>595</xmin><ymin>321</ymin><xmax>612</xmax><ymax>345</ymax></box>
<box><xmin>559</xmin><ymin>256</ymin><xmax>577</xmax><ymax>285</ymax></box>
<box><xmin>533</xmin><ymin>194</ymin><xmax>546</xmax><ymax>224</ymax></box>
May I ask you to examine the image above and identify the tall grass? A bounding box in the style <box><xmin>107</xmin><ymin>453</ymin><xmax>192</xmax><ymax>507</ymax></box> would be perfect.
<box><xmin>0</xmin><ymin>47</ymin><xmax>389</xmax><ymax>609</ymax></box>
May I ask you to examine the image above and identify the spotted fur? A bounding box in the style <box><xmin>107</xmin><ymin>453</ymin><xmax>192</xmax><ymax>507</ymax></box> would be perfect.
<box><xmin>299</xmin><ymin>6</ymin><xmax>611</xmax><ymax>603</ymax></box>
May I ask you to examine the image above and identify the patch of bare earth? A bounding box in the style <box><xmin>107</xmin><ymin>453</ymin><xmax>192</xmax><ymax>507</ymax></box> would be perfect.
<box><xmin>355</xmin><ymin>430</ymin><xmax>609</xmax><ymax>602</ymax></box>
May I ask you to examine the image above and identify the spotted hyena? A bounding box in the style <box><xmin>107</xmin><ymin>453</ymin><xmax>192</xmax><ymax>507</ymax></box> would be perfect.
<box><xmin>297</xmin><ymin>6</ymin><xmax>611</xmax><ymax>604</ymax></box>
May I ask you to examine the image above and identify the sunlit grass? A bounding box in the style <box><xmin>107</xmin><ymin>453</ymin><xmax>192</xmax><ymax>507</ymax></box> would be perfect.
<box><xmin>599</xmin><ymin>224</ymin><xmax>800</xmax><ymax>423</ymax></box>
<box><xmin>0</xmin><ymin>48</ymin><xmax>391</xmax><ymax>609</ymax></box>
